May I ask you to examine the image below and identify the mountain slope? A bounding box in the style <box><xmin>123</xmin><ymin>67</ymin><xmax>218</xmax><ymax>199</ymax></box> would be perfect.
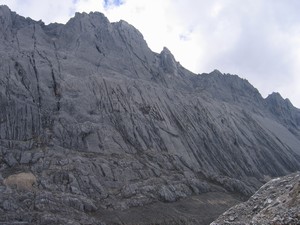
<box><xmin>211</xmin><ymin>172</ymin><xmax>300</xmax><ymax>225</ymax></box>
<box><xmin>0</xmin><ymin>5</ymin><xmax>300</xmax><ymax>225</ymax></box>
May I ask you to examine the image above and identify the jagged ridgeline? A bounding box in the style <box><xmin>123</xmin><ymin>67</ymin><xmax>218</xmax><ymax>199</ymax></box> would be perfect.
<box><xmin>0</xmin><ymin>5</ymin><xmax>300</xmax><ymax>225</ymax></box>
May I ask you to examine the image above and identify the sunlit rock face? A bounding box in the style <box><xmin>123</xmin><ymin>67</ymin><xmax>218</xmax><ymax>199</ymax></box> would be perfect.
<box><xmin>0</xmin><ymin>5</ymin><xmax>300</xmax><ymax>225</ymax></box>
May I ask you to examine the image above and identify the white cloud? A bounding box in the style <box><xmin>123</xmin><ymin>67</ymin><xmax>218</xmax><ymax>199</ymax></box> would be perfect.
<box><xmin>74</xmin><ymin>0</ymin><xmax>104</xmax><ymax>14</ymax></box>
<box><xmin>1</xmin><ymin>0</ymin><xmax>75</xmax><ymax>23</ymax></box>
<box><xmin>1</xmin><ymin>0</ymin><xmax>300</xmax><ymax>107</ymax></box>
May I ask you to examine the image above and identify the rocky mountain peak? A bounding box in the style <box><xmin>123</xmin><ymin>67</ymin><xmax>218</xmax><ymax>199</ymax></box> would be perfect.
<box><xmin>190</xmin><ymin>71</ymin><xmax>263</xmax><ymax>108</ymax></box>
<box><xmin>0</xmin><ymin>5</ymin><xmax>46</xmax><ymax>41</ymax></box>
<box><xmin>266</xmin><ymin>92</ymin><xmax>292</xmax><ymax>106</ymax></box>
<box><xmin>0</xmin><ymin>5</ymin><xmax>299</xmax><ymax>225</ymax></box>
<box><xmin>210</xmin><ymin>69</ymin><xmax>223</xmax><ymax>76</ymax></box>
<box><xmin>114</xmin><ymin>19</ymin><xmax>149</xmax><ymax>50</ymax></box>
<box><xmin>72</xmin><ymin>10</ymin><xmax>110</xmax><ymax>25</ymax></box>
<box><xmin>160</xmin><ymin>47</ymin><xmax>178</xmax><ymax>76</ymax></box>
<box><xmin>266</xmin><ymin>92</ymin><xmax>300</xmax><ymax>130</ymax></box>
<box><xmin>63</xmin><ymin>10</ymin><xmax>110</xmax><ymax>37</ymax></box>
<box><xmin>0</xmin><ymin>5</ymin><xmax>12</xmax><ymax>31</ymax></box>
<box><xmin>0</xmin><ymin>5</ymin><xmax>10</xmax><ymax>17</ymax></box>
<box><xmin>0</xmin><ymin>4</ymin><xmax>9</xmax><ymax>14</ymax></box>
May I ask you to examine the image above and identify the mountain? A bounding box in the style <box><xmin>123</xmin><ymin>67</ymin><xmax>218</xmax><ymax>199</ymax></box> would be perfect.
<box><xmin>0</xmin><ymin>5</ymin><xmax>299</xmax><ymax>225</ymax></box>
<box><xmin>211</xmin><ymin>172</ymin><xmax>300</xmax><ymax>225</ymax></box>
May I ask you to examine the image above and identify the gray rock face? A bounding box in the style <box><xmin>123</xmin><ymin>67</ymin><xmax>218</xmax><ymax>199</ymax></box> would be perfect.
<box><xmin>211</xmin><ymin>172</ymin><xmax>300</xmax><ymax>225</ymax></box>
<box><xmin>0</xmin><ymin>5</ymin><xmax>300</xmax><ymax>225</ymax></box>
<box><xmin>266</xmin><ymin>92</ymin><xmax>300</xmax><ymax>136</ymax></box>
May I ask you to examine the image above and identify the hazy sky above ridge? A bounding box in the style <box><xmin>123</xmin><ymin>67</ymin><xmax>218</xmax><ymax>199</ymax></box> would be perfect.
<box><xmin>1</xmin><ymin>0</ymin><xmax>300</xmax><ymax>107</ymax></box>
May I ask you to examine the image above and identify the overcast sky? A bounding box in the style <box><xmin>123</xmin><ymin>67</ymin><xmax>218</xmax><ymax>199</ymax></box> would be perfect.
<box><xmin>1</xmin><ymin>0</ymin><xmax>300</xmax><ymax>107</ymax></box>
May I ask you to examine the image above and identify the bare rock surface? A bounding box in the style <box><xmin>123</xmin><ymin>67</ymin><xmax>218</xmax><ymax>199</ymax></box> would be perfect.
<box><xmin>0</xmin><ymin>5</ymin><xmax>300</xmax><ymax>225</ymax></box>
<box><xmin>211</xmin><ymin>172</ymin><xmax>300</xmax><ymax>225</ymax></box>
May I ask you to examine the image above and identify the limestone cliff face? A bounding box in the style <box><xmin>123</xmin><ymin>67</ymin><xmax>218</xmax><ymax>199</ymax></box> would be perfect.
<box><xmin>0</xmin><ymin>5</ymin><xmax>300</xmax><ymax>225</ymax></box>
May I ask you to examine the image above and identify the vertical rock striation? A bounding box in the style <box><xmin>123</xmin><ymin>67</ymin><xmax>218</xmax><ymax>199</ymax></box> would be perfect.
<box><xmin>0</xmin><ymin>5</ymin><xmax>299</xmax><ymax>225</ymax></box>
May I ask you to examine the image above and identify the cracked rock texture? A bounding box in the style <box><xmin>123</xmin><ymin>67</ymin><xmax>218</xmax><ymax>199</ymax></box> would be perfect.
<box><xmin>0</xmin><ymin>5</ymin><xmax>300</xmax><ymax>225</ymax></box>
<box><xmin>211</xmin><ymin>172</ymin><xmax>300</xmax><ymax>225</ymax></box>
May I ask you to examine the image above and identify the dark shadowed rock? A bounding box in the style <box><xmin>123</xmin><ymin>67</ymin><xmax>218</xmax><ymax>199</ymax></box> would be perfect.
<box><xmin>0</xmin><ymin>5</ymin><xmax>299</xmax><ymax>225</ymax></box>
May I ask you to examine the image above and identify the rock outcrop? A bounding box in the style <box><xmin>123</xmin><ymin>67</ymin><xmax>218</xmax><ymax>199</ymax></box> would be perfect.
<box><xmin>211</xmin><ymin>172</ymin><xmax>300</xmax><ymax>225</ymax></box>
<box><xmin>0</xmin><ymin>5</ymin><xmax>300</xmax><ymax>224</ymax></box>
